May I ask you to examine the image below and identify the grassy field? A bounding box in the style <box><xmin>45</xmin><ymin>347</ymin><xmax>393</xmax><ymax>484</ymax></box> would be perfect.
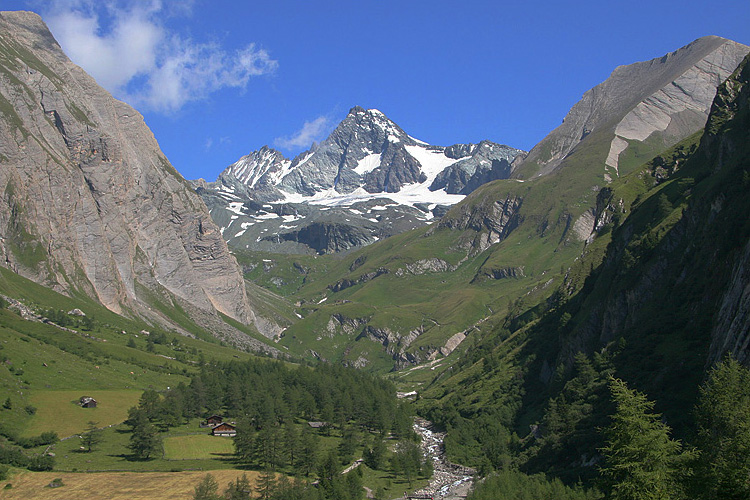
<box><xmin>0</xmin><ymin>469</ymin><xmax>264</xmax><ymax>500</ymax></box>
<box><xmin>163</xmin><ymin>434</ymin><xmax>235</xmax><ymax>460</ymax></box>
<box><xmin>23</xmin><ymin>390</ymin><xmax>142</xmax><ymax>438</ymax></box>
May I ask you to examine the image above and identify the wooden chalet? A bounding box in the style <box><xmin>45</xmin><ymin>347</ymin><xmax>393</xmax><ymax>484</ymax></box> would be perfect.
<box><xmin>79</xmin><ymin>396</ymin><xmax>97</xmax><ymax>408</ymax></box>
<box><xmin>211</xmin><ymin>422</ymin><xmax>237</xmax><ymax>437</ymax></box>
<box><xmin>200</xmin><ymin>415</ymin><xmax>224</xmax><ymax>428</ymax></box>
<box><xmin>307</xmin><ymin>421</ymin><xmax>328</xmax><ymax>429</ymax></box>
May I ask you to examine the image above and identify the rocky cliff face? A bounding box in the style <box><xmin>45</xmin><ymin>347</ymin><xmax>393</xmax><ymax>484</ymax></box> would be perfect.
<box><xmin>515</xmin><ymin>36</ymin><xmax>749</xmax><ymax>180</ymax></box>
<box><xmin>555</xmin><ymin>52</ymin><xmax>750</xmax><ymax>374</ymax></box>
<box><xmin>195</xmin><ymin>107</ymin><xmax>524</xmax><ymax>254</ymax></box>
<box><xmin>0</xmin><ymin>12</ymin><xmax>264</xmax><ymax>344</ymax></box>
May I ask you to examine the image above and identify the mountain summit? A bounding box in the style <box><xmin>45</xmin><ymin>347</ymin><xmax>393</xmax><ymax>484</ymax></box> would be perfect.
<box><xmin>196</xmin><ymin>107</ymin><xmax>524</xmax><ymax>254</ymax></box>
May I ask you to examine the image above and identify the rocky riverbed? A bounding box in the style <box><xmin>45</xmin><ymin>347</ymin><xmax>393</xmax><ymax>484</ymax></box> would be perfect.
<box><xmin>410</xmin><ymin>418</ymin><xmax>475</xmax><ymax>500</ymax></box>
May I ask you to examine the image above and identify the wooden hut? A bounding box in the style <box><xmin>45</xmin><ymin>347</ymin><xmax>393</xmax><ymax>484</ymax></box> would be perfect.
<box><xmin>211</xmin><ymin>422</ymin><xmax>237</xmax><ymax>437</ymax></box>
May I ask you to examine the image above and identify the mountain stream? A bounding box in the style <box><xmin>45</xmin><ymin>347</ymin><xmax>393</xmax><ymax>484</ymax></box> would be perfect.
<box><xmin>409</xmin><ymin>418</ymin><xmax>475</xmax><ymax>500</ymax></box>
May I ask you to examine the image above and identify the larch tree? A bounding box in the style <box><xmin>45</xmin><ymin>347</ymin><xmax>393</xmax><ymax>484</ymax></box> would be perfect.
<box><xmin>599</xmin><ymin>376</ymin><xmax>693</xmax><ymax>500</ymax></box>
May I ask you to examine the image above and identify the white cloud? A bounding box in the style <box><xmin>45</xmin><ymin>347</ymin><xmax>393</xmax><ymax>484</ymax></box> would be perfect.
<box><xmin>204</xmin><ymin>136</ymin><xmax>231</xmax><ymax>152</ymax></box>
<box><xmin>43</xmin><ymin>0</ymin><xmax>277</xmax><ymax>113</ymax></box>
<box><xmin>275</xmin><ymin>116</ymin><xmax>331</xmax><ymax>150</ymax></box>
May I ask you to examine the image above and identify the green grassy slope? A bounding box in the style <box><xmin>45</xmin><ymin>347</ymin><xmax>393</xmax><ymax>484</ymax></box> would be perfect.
<box><xmin>0</xmin><ymin>266</ymin><xmax>268</xmax><ymax>440</ymax></box>
<box><xmin>235</xmin><ymin>129</ymin><xmax>626</xmax><ymax>372</ymax></box>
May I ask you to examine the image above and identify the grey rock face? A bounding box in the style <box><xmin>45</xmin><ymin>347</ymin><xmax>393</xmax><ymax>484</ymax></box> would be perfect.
<box><xmin>278</xmin><ymin>107</ymin><xmax>421</xmax><ymax>195</ymax></box>
<box><xmin>554</xmin><ymin>52</ymin><xmax>750</xmax><ymax>371</ymax></box>
<box><xmin>430</xmin><ymin>141</ymin><xmax>522</xmax><ymax>194</ymax></box>
<box><xmin>437</xmin><ymin>194</ymin><xmax>523</xmax><ymax>255</ymax></box>
<box><xmin>215</xmin><ymin>145</ymin><xmax>290</xmax><ymax>202</ymax></box>
<box><xmin>515</xmin><ymin>36</ymin><xmax>749</xmax><ymax>180</ymax></box>
<box><xmin>0</xmin><ymin>12</ymin><xmax>262</xmax><ymax>342</ymax></box>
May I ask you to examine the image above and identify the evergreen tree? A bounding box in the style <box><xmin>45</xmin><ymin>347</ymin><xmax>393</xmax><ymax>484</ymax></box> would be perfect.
<box><xmin>694</xmin><ymin>357</ymin><xmax>750</xmax><ymax>500</ymax></box>
<box><xmin>392</xmin><ymin>440</ymin><xmax>422</xmax><ymax>487</ymax></box>
<box><xmin>298</xmin><ymin>428</ymin><xmax>319</xmax><ymax>477</ymax></box>
<box><xmin>282</xmin><ymin>423</ymin><xmax>299</xmax><ymax>467</ymax></box>
<box><xmin>317</xmin><ymin>450</ymin><xmax>340</xmax><ymax>493</ymax></box>
<box><xmin>255</xmin><ymin>467</ymin><xmax>277</xmax><ymax>500</ymax></box>
<box><xmin>192</xmin><ymin>473</ymin><xmax>220</xmax><ymax>500</ymax></box>
<box><xmin>364</xmin><ymin>436</ymin><xmax>387</xmax><ymax>470</ymax></box>
<box><xmin>80</xmin><ymin>420</ymin><xmax>102</xmax><ymax>452</ymax></box>
<box><xmin>233</xmin><ymin>417</ymin><xmax>257</xmax><ymax>465</ymax></box>
<box><xmin>138</xmin><ymin>389</ymin><xmax>161</xmax><ymax>421</ymax></box>
<box><xmin>128</xmin><ymin>417</ymin><xmax>163</xmax><ymax>459</ymax></box>
<box><xmin>344</xmin><ymin>471</ymin><xmax>364</xmax><ymax>500</ymax></box>
<box><xmin>337</xmin><ymin>426</ymin><xmax>357</xmax><ymax>465</ymax></box>
<box><xmin>224</xmin><ymin>473</ymin><xmax>252</xmax><ymax>500</ymax></box>
<box><xmin>599</xmin><ymin>377</ymin><xmax>693</xmax><ymax>500</ymax></box>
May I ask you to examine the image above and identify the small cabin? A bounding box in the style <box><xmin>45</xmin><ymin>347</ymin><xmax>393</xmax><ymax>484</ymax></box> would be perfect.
<box><xmin>200</xmin><ymin>415</ymin><xmax>224</xmax><ymax>428</ymax></box>
<box><xmin>211</xmin><ymin>422</ymin><xmax>236</xmax><ymax>437</ymax></box>
<box><xmin>79</xmin><ymin>396</ymin><xmax>97</xmax><ymax>408</ymax></box>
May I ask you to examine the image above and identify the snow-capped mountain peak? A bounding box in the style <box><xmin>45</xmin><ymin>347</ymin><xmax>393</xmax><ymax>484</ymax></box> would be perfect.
<box><xmin>197</xmin><ymin>107</ymin><xmax>525</xmax><ymax>254</ymax></box>
<box><xmin>222</xmin><ymin>145</ymin><xmax>291</xmax><ymax>189</ymax></box>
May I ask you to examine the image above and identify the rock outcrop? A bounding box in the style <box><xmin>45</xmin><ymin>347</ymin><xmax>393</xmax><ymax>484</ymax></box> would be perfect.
<box><xmin>0</xmin><ymin>12</ymin><xmax>265</xmax><ymax>345</ymax></box>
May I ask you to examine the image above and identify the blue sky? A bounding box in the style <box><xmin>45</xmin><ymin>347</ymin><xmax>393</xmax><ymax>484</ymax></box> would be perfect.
<box><xmin>4</xmin><ymin>0</ymin><xmax>750</xmax><ymax>181</ymax></box>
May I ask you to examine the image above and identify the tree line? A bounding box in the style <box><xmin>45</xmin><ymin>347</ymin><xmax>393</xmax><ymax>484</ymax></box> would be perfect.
<box><xmin>120</xmin><ymin>357</ymin><xmax>420</xmax><ymax>476</ymax></box>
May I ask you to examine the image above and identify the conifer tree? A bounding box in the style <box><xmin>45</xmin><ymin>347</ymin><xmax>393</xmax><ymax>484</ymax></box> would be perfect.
<box><xmin>192</xmin><ymin>473</ymin><xmax>220</xmax><ymax>500</ymax></box>
<box><xmin>694</xmin><ymin>357</ymin><xmax>750</xmax><ymax>500</ymax></box>
<box><xmin>80</xmin><ymin>420</ymin><xmax>102</xmax><ymax>452</ymax></box>
<box><xmin>255</xmin><ymin>467</ymin><xmax>277</xmax><ymax>500</ymax></box>
<box><xmin>299</xmin><ymin>428</ymin><xmax>319</xmax><ymax>477</ymax></box>
<box><xmin>599</xmin><ymin>377</ymin><xmax>693</xmax><ymax>500</ymax></box>
<box><xmin>223</xmin><ymin>473</ymin><xmax>251</xmax><ymax>500</ymax></box>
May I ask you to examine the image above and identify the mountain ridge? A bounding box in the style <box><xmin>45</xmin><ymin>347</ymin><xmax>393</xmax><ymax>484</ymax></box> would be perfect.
<box><xmin>514</xmin><ymin>35</ymin><xmax>749</xmax><ymax>180</ymax></box>
<box><xmin>195</xmin><ymin>106</ymin><xmax>525</xmax><ymax>254</ymax></box>
<box><xmin>0</xmin><ymin>11</ymin><xmax>275</xmax><ymax>350</ymax></box>
<box><xmin>237</xmin><ymin>36</ymin><xmax>750</xmax><ymax>372</ymax></box>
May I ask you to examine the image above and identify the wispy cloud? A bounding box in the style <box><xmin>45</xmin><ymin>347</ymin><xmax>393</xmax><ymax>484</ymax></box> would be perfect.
<box><xmin>274</xmin><ymin>116</ymin><xmax>331</xmax><ymax>150</ymax></box>
<box><xmin>204</xmin><ymin>136</ymin><xmax>231</xmax><ymax>152</ymax></box>
<box><xmin>43</xmin><ymin>0</ymin><xmax>278</xmax><ymax>113</ymax></box>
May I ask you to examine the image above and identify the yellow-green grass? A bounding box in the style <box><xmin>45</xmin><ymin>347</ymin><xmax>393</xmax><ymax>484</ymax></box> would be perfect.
<box><xmin>0</xmin><ymin>470</ymin><xmax>265</xmax><ymax>500</ymax></box>
<box><xmin>23</xmin><ymin>390</ymin><xmax>141</xmax><ymax>438</ymax></box>
<box><xmin>163</xmin><ymin>434</ymin><xmax>235</xmax><ymax>460</ymax></box>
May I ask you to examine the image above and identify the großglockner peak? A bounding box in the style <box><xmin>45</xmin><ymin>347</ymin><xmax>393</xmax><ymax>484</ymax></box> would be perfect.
<box><xmin>194</xmin><ymin>107</ymin><xmax>525</xmax><ymax>254</ymax></box>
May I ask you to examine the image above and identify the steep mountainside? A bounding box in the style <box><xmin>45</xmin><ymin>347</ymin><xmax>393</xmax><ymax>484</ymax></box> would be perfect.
<box><xmin>515</xmin><ymin>36</ymin><xmax>748</xmax><ymax>180</ymax></box>
<box><xmin>239</xmin><ymin>37</ymin><xmax>748</xmax><ymax>371</ymax></box>
<box><xmin>416</xmin><ymin>52</ymin><xmax>750</xmax><ymax>483</ymax></box>
<box><xmin>0</xmin><ymin>11</ymin><xmax>273</xmax><ymax>348</ymax></box>
<box><xmin>195</xmin><ymin>107</ymin><xmax>524</xmax><ymax>254</ymax></box>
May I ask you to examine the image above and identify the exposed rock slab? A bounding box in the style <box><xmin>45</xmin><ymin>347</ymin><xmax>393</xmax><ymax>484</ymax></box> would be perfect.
<box><xmin>0</xmin><ymin>12</ymin><xmax>266</xmax><ymax>345</ymax></box>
